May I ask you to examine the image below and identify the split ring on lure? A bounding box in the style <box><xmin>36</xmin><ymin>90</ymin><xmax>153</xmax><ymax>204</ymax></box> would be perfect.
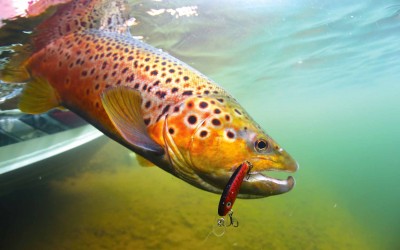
<box><xmin>218</xmin><ymin>161</ymin><xmax>252</xmax><ymax>217</ymax></box>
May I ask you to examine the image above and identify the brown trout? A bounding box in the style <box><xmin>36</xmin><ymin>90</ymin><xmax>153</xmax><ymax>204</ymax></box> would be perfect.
<box><xmin>0</xmin><ymin>0</ymin><xmax>298</xmax><ymax>198</ymax></box>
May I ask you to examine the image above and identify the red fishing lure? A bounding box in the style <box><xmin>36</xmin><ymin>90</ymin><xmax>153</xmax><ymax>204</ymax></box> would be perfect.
<box><xmin>218</xmin><ymin>161</ymin><xmax>252</xmax><ymax>216</ymax></box>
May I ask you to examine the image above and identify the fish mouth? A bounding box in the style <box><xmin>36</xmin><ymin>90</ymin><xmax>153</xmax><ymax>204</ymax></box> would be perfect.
<box><xmin>238</xmin><ymin>170</ymin><xmax>296</xmax><ymax>198</ymax></box>
<box><xmin>235</xmin><ymin>157</ymin><xmax>298</xmax><ymax>198</ymax></box>
<box><xmin>196</xmin><ymin>161</ymin><xmax>298</xmax><ymax>199</ymax></box>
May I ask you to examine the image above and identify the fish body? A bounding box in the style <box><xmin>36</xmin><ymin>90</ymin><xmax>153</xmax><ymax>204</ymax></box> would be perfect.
<box><xmin>1</xmin><ymin>0</ymin><xmax>298</xmax><ymax>198</ymax></box>
<box><xmin>218</xmin><ymin>161</ymin><xmax>251</xmax><ymax>216</ymax></box>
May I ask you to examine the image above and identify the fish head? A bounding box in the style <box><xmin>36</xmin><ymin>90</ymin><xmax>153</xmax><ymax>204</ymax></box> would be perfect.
<box><xmin>163</xmin><ymin>95</ymin><xmax>298</xmax><ymax>198</ymax></box>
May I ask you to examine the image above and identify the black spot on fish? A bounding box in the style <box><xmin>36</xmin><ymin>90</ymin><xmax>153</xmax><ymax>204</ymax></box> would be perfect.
<box><xmin>212</xmin><ymin>119</ymin><xmax>221</xmax><ymax>126</ymax></box>
<box><xmin>199</xmin><ymin>101</ymin><xmax>208</xmax><ymax>109</ymax></box>
<box><xmin>188</xmin><ymin>115</ymin><xmax>197</xmax><ymax>125</ymax></box>
<box><xmin>144</xmin><ymin>118</ymin><xmax>151</xmax><ymax>126</ymax></box>
<box><xmin>225</xmin><ymin>115</ymin><xmax>231</xmax><ymax>121</ymax></box>
<box><xmin>234</xmin><ymin>109</ymin><xmax>242</xmax><ymax>115</ymax></box>
<box><xmin>156</xmin><ymin>105</ymin><xmax>170</xmax><ymax>122</ymax></box>
<box><xmin>183</xmin><ymin>76</ymin><xmax>189</xmax><ymax>81</ymax></box>
<box><xmin>182</xmin><ymin>90</ymin><xmax>193</xmax><ymax>96</ymax></box>
<box><xmin>171</xmin><ymin>87</ymin><xmax>179</xmax><ymax>93</ymax></box>
<box><xmin>214</xmin><ymin>109</ymin><xmax>221</xmax><ymax>114</ymax></box>
<box><xmin>200</xmin><ymin>130</ymin><xmax>208</xmax><ymax>138</ymax></box>
<box><xmin>227</xmin><ymin>131</ymin><xmax>235</xmax><ymax>139</ymax></box>
<box><xmin>155</xmin><ymin>91</ymin><xmax>167</xmax><ymax>99</ymax></box>
<box><xmin>126</xmin><ymin>74</ymin><xmax>135</xmax><ymax>82</ymax></box>
<box><xmin>150</xmin><ymin>70</ymin><xmax>158</xmax><ymax>76</ymax></box>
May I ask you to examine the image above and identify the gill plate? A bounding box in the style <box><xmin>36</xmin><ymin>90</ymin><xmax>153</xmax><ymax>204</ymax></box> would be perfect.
<box><xmin>163</xmin><ymin>114</ymin><xmax>219</xmax><ymax>193</ymax></box>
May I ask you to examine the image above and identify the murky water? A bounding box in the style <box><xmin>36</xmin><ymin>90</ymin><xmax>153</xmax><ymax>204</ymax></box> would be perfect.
<box><xmin>1</xmin><ymin>0</ymin><xmax>400</xmax><ymax>249</ymax></box>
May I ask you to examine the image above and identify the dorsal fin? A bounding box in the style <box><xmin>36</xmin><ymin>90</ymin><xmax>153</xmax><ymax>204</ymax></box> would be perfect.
<box><xmin>32</xmin><ymin>0</ymin><xmax>131</xmax><ymax>51</ymax></box>
<box><xmin>0</xmin><ymin>0</ymin><xmax>131</xmax><ymax>83</ymax></box>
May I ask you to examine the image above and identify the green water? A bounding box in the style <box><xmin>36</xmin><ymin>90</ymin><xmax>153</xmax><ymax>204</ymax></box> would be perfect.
<box><xmin>1</xmin><ymin>0</ymin><xmax>400</xmax><ymax>249</ymax></box>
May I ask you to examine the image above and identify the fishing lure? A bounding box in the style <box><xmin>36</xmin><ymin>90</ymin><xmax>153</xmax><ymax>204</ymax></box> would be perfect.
<box><xmin>205</xmin><ymin>161</ymin><xmax>251</xmax><ymax>238</ymax></box>
<box><xmin>218</xmin><ymin>161</ymin><xmax>252</xmax><ymax>217</ymax></box>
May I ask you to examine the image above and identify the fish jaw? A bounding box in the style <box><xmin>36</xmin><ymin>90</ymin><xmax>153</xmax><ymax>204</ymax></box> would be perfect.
<box><xmin>195</xmin><ymin>162</ymin><xmax>296</xmax><ymax>199</ymax></box>
<box><xmin>240</xmin><ymin>174</ymin><xmax>295</xmax><ymax>198</ymax></box>
<box><xmin>238</xmin><ymin>144</ymin><xmax>298</xmax><ymax>197</ymax></box>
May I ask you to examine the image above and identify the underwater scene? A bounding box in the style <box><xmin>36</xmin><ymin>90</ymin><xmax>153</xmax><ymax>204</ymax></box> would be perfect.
<box><xmin>1</xmin><ymin>0</ymin><xmax>400</xmax><ymax>249</ymax></box>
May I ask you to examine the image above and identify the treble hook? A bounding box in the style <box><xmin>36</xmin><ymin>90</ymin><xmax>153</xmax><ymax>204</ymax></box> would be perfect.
<box><xmin>216</xmin><ymin>210</ymin><xmax>239</xmax><ymax>228</ymax></box>
<box><xmin>227</xmin><ymin>210</ymin><xmax>239</xmax><ymax>227</ymax></box>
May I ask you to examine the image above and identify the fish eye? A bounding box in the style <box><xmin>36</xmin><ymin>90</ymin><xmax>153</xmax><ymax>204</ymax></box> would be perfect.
<box><xmin>255</xmin><ymin>139</ymin><xmax>269</xmax><ymax>152</ymax></box>
<box><xmin>226</xmin><ymin>202</ymin><xmax>232</xmax><ymax>208</ymax></box>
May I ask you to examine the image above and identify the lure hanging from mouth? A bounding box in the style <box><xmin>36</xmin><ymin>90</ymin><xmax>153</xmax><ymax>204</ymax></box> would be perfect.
<box><xmin>218</xmin><ymin>161</ymin><xmax>252</xmax><ymax>216</ymax></box>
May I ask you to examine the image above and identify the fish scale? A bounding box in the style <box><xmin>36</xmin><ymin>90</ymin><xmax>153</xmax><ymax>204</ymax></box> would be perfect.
<box><xmin>0</xmin><ymin>0</ymin><xmax>298</xmax><ymax>198</ymax></box>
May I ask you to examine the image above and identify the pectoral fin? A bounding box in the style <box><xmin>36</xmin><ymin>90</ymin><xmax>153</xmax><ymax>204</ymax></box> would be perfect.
<box><xmin>101</xmin><ymin>86</ymin><xmax>164</xmax><ymax>155</ymax></box>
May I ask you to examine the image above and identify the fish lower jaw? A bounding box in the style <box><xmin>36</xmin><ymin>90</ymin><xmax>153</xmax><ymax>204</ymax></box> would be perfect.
<box><xmin>249</xmin><ymin>172</ymin><xmax>295</xmax><ymax>188</ymax></box>
<box><xmin>237</xmin><ymin>171</ymin><xmax>295</xmax><ymax>198</ymax></box>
